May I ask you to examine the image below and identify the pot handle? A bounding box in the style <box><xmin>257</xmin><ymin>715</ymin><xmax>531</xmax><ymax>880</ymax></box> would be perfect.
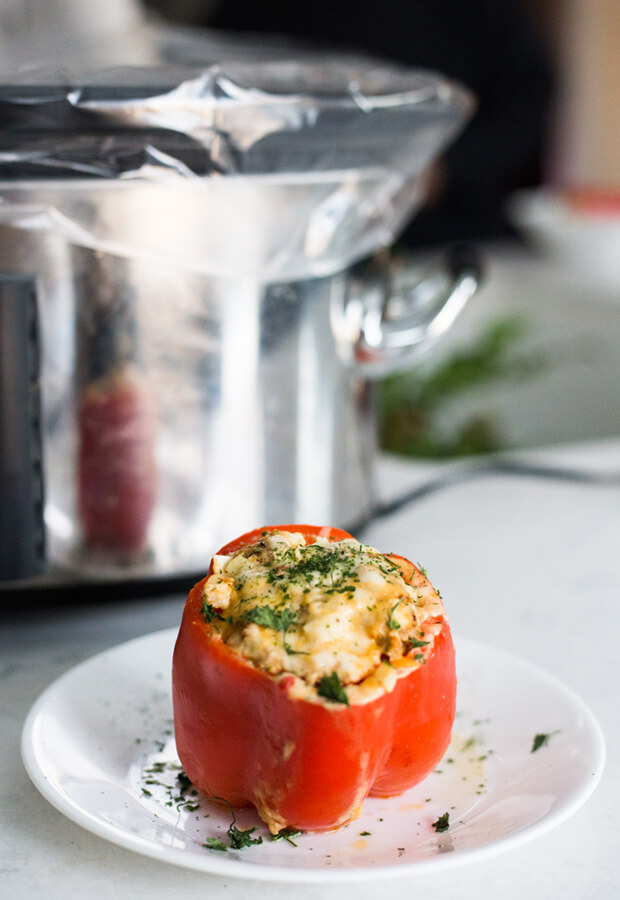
<box><xmin>0</xmin><ymin>274</ymin><xmax>46</xmax><ymax>581</ymax></box>
<box><xmin>335</xmin><ymin>244</ymin><xmax>482</xmax><ymax>378</ymax></box>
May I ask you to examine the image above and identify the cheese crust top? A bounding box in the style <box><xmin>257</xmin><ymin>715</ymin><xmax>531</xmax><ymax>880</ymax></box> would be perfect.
<box><xmin>201</xmin><ymin>530</ymin><xmax>445</xmax><ymax>705</ymax></box>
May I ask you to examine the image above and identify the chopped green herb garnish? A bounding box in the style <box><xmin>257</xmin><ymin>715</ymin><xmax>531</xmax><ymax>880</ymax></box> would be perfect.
<box><xmin>203</xmin><ymin>795</ymin><xmax>264</xmax><ymax>851</ymax></box>
<box><xmin>256</xmin><ymin>539</ymin><xmax>400</xmax><ymax>595</ymax></box>
<box><xmin>271</xmin><ymin>827</ymin><xmax>303</xmax><ymax>846</ymax></box>
<box><xmin>317</xmin><ymin>671</ymin><xmax>349</xmax><ymax>705</ymax></box>
<box><xmin>360</xmin><ymin>831</ymin><xmax>371</xmax><ymax>836</ymax></box>
<box><xmin>201</xmin><ymin>599</ymin><xmax>224</xmax><ymax>624</ymax></box>
<box><xmin>176</xmin><ymin>771</ymin><xmax>193</xmax><ymax>793</ymax></box>
<box><xmin>432</xmin><ymin>812</ymin><xmax>450</xmax><ymax>833</ymax></box>
<box><xmin>406</xmin><ymin>636</ymin><xmax>429</xmax><ymax>650</ymax></box>
<box><xmin>416</xmin><ymin>563</ymin><xmax>429</xmax><ymax>578</ymax></box>
<box><xmin>242</xmin><ymin>605</ymin><xmax>297</xmax><ymax>632</ymax></box>
<box><xmin>387</xmin><ymin>599</ymin><xmax>403</xmax><ymax>630</ymax></box>
<box><xmin>531</xmin><ymin>730</ymin><xmax>560</xmax><ymax>753</ymax></box>
<box><xmin>241</xmin><ymin>605</ymin><xmax>306</xmax><ymax>658</ymax></box>
<box><xmin>203</xmin><ymin>837</ymin><xmax>228</xmax><ymax>852</ymax></box>
<box><xmin>227</xmin><ymin>824</ymin><xmax>263</xmax><ymax>849</ymax></box>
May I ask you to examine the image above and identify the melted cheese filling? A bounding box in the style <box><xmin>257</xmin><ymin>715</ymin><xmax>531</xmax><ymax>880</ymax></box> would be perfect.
<box><xmin>202</xmin><ymin>530</ymin><xmax>444</xmax><ymax>705</ymax></box>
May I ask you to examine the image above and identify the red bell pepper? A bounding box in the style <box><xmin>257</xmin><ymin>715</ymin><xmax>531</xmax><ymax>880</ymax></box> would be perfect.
<box><xmin>172</xmin><ymin>524</ymin><xmax>456</xmax><ymax>833</ymax></box>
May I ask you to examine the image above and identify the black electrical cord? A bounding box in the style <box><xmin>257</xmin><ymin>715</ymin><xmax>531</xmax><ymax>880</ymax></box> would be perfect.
<box><xmin>348</xmin><ymin>457</ymin><xmax>620</xmax><ymax>537</ymax></box>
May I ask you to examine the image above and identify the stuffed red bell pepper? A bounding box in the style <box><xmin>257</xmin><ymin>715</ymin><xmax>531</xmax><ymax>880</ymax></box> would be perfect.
<box><xmin>172</xmin><ymin>524</ymin><xmax>456</xmax><ymax>833</ymax></box>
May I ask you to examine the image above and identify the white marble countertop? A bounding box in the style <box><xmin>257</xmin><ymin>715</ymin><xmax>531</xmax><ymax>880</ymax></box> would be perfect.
<box><xmin>2</xmin><ymin>438</ymin><xmax>620</xmax><ymax>899</ymax></box>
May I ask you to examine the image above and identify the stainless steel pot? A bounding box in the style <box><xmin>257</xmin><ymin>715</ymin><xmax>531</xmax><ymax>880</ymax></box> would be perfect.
<box><xmin>0</xmin><ymin>57</ymin><xmax>477</xmax><ymax>582</ymax></box>
<box><xmin>0</xmin><ymin>240</ymin><xmax>479</xmax><ymax>582</ymax></box>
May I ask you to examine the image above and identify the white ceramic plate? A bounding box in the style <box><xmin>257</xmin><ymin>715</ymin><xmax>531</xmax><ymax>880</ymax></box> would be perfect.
<box><xmin>21</xmin><ymin>629</ymin><xmax>605</xmax><ymax>883</ymax></box>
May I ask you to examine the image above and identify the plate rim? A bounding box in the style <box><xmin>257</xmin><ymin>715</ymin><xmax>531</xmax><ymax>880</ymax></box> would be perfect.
<box><xmin>21</xmin><ymin>628</ymin><xmax>606</xmax><ymax>883</ymax></box>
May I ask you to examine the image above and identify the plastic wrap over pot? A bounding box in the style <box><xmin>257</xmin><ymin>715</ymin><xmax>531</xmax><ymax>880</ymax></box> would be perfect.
<box><xmin>0</xmin><ymin>54</ymin><xmax>474</xmax><ymax>580</ymax></box>
<box><xmin>0</xmin><ymin>59</ymin><xmax>472</xmax><ymax>281</ymax></box>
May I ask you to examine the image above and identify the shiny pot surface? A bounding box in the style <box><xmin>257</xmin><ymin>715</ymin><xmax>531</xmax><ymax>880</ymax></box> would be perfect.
<box><xmin>0</xmin><ymin>239</ymin><xmax>478</xmax><ymax>581</ymax></box>
<box><xmin>0</xmin><ymin>59</ymin><xmax>476</xmax><ymax>582</ymax></box>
